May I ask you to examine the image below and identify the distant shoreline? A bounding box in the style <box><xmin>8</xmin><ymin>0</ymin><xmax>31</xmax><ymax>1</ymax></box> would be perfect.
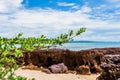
<box><xmin>69</xmin><ymin>40</ymin><xmax>120</xmax><ymax>43</ymax></box>
<box><xmin>58</xmin><ymin>41</ymin><xmax>120</xmax><ymax>51</ymax></box>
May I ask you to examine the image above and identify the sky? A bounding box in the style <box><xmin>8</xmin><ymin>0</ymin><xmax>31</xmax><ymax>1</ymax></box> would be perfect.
<box><xmin>0</xmin><ymin>0</ymin><xmax>120</xmax><ymax>41</ymax></box>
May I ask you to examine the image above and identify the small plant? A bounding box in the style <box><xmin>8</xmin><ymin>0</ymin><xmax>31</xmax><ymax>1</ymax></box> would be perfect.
<box><xmin>0</xmin><ymin>27</ymin><xmax>86</xmax><ymax>80</ymax></box>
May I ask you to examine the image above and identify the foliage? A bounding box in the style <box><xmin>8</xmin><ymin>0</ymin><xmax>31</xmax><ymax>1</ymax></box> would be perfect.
<box><xmin>0</xmin><ymin>27</ymin><xmax>86</xmax><ymax>80</ymax></box>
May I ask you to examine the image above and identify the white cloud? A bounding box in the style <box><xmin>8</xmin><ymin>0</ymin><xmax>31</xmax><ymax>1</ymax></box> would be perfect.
<box><xmin>57</xmin><ymin>2</ymin><xmax>75</xmax><ymax>7</ymax></box>
<box><xmin>57</xmin><ymin>2</ymin><xmax>80</xmax><ymax>9</ymax></box>
<box><xmin>92</xmin><ymin>1</ymin><xmax>120</xmax><ymax>21</ymax></box>
<box><xmin>79</xmin><ymin>35</ymin><xmax>120</xmax><ymax>41</ymax></box>
<box><xmin>0</xmin><ymin>0</ymin><xmax>23</xmax><ymax>13</ymax></box>
<box><xmin>0</xmin><ymin>0</ymin><xmax>120</xmax><ymax>41</ymax></box>
<box><xmin>106</xmin><ymin>0</ymin><xmax>120</xmax><ymax>8</ymax></box>
<box><xmin>8</xmin><ymin>9</ymin><xmax>119</xmax><ymax>30</ymax></box>
<box><xmin>81</xmin><ymin>6</ymin><xmax>92</xmax><ymax>13</ymax></box>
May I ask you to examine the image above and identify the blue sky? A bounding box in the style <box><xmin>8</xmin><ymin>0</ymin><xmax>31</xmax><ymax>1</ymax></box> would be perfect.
<box><xmin>0</xmin><ymin>0</ymin><xmax>120</xmax><ymax>41</ymax></box>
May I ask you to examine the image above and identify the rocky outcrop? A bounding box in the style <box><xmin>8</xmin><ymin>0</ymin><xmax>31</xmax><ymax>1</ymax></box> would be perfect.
<box><xmin>97</xmin><ymin>55</ymin><xmax>120</xmax><ymax>80</ymax></box>
<box><xmin>17</xmin><ymin>48</ymin><xmax>120</xmax><ymax>74</ymax></box>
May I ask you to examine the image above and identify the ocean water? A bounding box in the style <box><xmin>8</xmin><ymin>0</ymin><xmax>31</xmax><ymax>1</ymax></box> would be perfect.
<box><xmin>58</xmin><ymin>41</ymin><xmax>120</xmax><ymax>51</ymax></box>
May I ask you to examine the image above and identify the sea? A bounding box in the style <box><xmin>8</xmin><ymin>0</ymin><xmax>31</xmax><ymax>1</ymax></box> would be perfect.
<box><xmin>58</xmin><ymin>41</ymin><xmax>120</xmax><ymax>51</ymax></box>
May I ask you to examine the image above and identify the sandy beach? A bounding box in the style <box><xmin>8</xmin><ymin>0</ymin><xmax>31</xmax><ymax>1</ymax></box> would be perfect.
<box><xmin>15</xmin><ymin>68</ymin><xmax>99</xmax><ymax>80</ymax></box>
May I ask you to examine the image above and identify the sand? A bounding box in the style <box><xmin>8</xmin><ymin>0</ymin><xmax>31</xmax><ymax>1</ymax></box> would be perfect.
<box><xmin>15</xmin><ymin>68</ymin><xmax>99</xmax><ymax>80</ymax></box>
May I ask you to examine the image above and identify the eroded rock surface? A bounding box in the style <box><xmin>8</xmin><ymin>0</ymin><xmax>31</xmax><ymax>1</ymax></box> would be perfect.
<box><xmin>17</xmin><ymin>48</ymin><xmax>120</xmax><ymax>74</ymax></box>
<box><xmin>75</xmin><ymin>65</ymin><xmax>91</xmax><ymax>75</ymax></box>
<box><xmin>97</xmin><ymin>55</ymin><xmax>120</xmax><ymax>80</ymax></box>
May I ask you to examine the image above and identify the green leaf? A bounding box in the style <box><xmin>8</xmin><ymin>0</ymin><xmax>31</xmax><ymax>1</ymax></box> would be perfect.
<box><xmin>18</xmin><ymin>33</ymin><xmax>23</xmax><ymax>38</ymax></box>
<box><xmin>62</xmin><ymin>34</ymin><xmax>68</xmax><ymax>39</ymax></box>
<box><xmin>14</xmin><ymin>49</ymin><xmax>23</xmax><ymax>58</ymax></box>
<box><xmin>69</xmin><ymin>30</ymin><xmax>73</xmax><ymax>36</ymax></box>
<box><xmin>2</xmin><ymin>50</ymin><xmax>10</xmax><ymax>56</ymax></box>
<box><xmin>76</xmin><ymin>27</ymin><xmax>86</xmax><ymax>35</ymax></box>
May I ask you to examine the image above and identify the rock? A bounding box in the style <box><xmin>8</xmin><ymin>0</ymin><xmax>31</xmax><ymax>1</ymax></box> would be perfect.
<box><xmin>40</xmin><ymin>66</ymin><xmax>52</xmax><ymax>74</ymax></box>
<box><xmin>75</xmin><ymin>65</ymin><xmax>91</xmax><ymax>75</ymax></box>
<box><xmin>57</xmin><ymin>63</ymin><xmax>68</xmax><ymax>72</ymax></box>
<box><xmin>49</xmin><ymin>63</ymin><xmax>68</xmax><ymax>73</ymax></box>
<box><xmin>66</xmin><ymin>70</ymin><xmax>77</xmax><ymax>74</ymax></box>
<box><xmin>17</xmin><ymin>48</ymin><xmax>120</xmax><ymax>74</ymax></box>
<box><xmin>93</xmin><ymin>64</ymin><xmax>103</xmax><ymax>73</ymax></box>
<box><xmin>22</xmin><ymin>63</ymin><xmax>40</xmax><ymax>70</ymax></box>
<box><xmin>97</xmin><ymin>55</ymin><xmax>120</xmax><ymax>80</ymax></box>
<box><xmin>89</xmin><ymin>60</ymin><xmax>102</xmax><ymax>73</ymax></box>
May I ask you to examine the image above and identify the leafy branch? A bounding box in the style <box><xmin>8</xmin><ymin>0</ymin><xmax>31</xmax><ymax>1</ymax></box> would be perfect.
<box><xmin>0</xmin><ymin>27</ymin><xmax>86</xmax><ymax>80</ymax></box>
